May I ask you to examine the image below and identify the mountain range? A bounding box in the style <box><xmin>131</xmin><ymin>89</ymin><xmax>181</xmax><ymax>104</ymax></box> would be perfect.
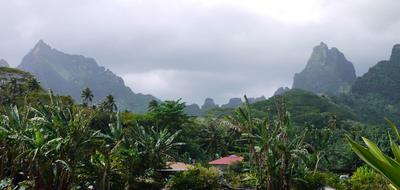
<box><xmin>7</xmin><ymin>40</ymin><xmax>400</xmax><ymax>118</ymax></box>
<box><xmin>18</xmin><ymin>40</ymin><xmax>157</xmax><ymax>113</ymax></box>
<box><xmin>184</xmin><ymin>96</ymin><xmax>266</xmax><ymax>116</ymax></box>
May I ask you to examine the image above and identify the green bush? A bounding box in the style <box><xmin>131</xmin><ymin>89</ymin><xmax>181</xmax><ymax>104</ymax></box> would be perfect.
<box><xmin>222</xmin><ymin>162</ymin><xmax>257</xmax><ymax>189</ymax></box>
<box><xmin>166</xmin><ymin>165</ymin><xmax>220</xmax><ymax>190</ymax></box>
<box><xmin>301</xmin><ymin>171</ymin><xmax>346</xmax><ymax>190</ymax></box>
<box><xmin>348</xmin><ymin>166</ymin><xmax>389</xmax><ymax>190</ymax></box>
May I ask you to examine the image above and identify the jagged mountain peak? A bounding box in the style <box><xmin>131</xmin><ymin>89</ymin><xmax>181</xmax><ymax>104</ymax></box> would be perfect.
<box><xmin>319</xmin><ymin>41</ymin><xmax>328</xmax><ymax>48</ymax></box>
<box><xmin>18</xmin><ymin>41</ymin><xmax>158</xmax><ymax>112</ymax></box>
<box><xmin>292</xmin><ymin>42</ymin><xmax>356</xmax><ymax>94</ymax></box>
<box><xmin>221</xmin><ymin>98</ymin><xmax>243</xmax><ymax>108</ymax></box>
<box><xmin>32</xmin><ymin>40</ymin><xmax>52</xmax><ymax>54</ymax></box>
<box><xmin>201</xmin><ymin>98</ymin><xmax>218</xmax><ymax>110</ymax></box>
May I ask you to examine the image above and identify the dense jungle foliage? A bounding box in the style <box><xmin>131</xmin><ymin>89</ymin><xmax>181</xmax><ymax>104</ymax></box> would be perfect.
<box><xmin>0</xmin><ymin>67</ymin><xmax>397</xmax><ymax>189</ymax></box>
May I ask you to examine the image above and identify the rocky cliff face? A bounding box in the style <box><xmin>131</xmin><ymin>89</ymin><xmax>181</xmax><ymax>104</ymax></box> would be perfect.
<box><xmin>221</xmin><ymin>98</ymin><xmax>243</xmax><ymax>108</ymax></box>
<box><xmin>201</xmin><ymin>98</ymin><xmax>218</xmax><ymax>110</ymax></box>
<box><xmin>292</xmin><ymin>42</ymin><xmax>356</xmax><ymax>94</ymax></box>
<box><xmin>185</xmin><ymin>95</ymin><xmax>266</xmax><ymax>116</ymax></box>
<box><xmin>0</xmin><ymin>59</ymin><xmax>9</xmax><ymax>67</ymax></box>
<box><xmin>352</xmin><ymin>44</ymin><xmax>400</xmax><ymax>101</ymax></box>
<box><xmin>184</xmin><ymin>104</ymin><xmax>202</xmax><ymax>116</ymax></box>
<box><xmin>18</xmin><ymin>40</ymin><xmax>158</xmax><ymax>112</ymax></box>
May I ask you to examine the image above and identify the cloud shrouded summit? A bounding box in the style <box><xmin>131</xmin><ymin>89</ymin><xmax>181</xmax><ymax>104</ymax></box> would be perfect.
<box><xmin>1</xmin><ymin>0</ymin><xmax>400</xmax><ymax>104</ymax></box>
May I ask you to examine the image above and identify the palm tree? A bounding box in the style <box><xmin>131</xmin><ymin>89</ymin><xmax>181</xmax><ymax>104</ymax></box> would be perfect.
<box><xmin>100</xmin><ymin>95</ymin><xmax>117</xmax><ymax>112</ymax></box>
<box><xmin>148</xmin><ymin>99</ymin><xmax>159</xmax><ymax>112</ymax></box>
<box><xmin>81</xmin><ymin>87</ymin><xmax>94</xmax><ymax>107</ymax></box>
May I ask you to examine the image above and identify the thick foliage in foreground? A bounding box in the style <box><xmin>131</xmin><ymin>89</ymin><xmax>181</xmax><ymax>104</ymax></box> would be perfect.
<box><xmin>347</xmin><ymin>118</ymin><xmax>400</xmax><ymax>189</ymax></box>
<box><xmin>0</xmin><ymin>95</ymin><xmax>182</xmax><ymax>189</ymax></box>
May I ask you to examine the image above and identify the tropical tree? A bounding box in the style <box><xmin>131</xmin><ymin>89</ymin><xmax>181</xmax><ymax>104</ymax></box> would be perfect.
<box><xmin>100</xmin><ymin>94</ymin><xmax>117</xmax><ymax>112</ymax></box>
<box><xmin>0</xmin><ymin>92</ymin><xmax>100</xmax><ymax>189</ymax></box>
<box><xmin>0</xmin><ymin>91</ymin><xmax>185</xmax><ymax>189</ymax></box>
<box><xmin>81</xmin><ymin>87</ymin><xmax>94</xmax><ymax>107</ymax></box>
<box><xmin>26</xmin><ymin>77</ymin><xmax>41</xmax><ymax>92</ymax></box>
<box><xmin>198</xmin><ymin>119</ymin><xmax>238</xmax><ymax>160</ymax></box>
<box><xmin>147</xmin><ymin>99</ymin><xmax>188</xmax><ymax>131</ymax></box>
<box><xmin>227</xmin><ymin>96</ymin><xmax>309</xmax><ymax>190</ymax></box>
<box><xmin>134</xmin><ymin>125</ymin><xmax>184</xmax><ymax>169</ymax></box>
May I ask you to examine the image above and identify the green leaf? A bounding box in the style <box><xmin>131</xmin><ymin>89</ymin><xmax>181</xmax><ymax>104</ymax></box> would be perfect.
<box><xmin>389</xmin><ymin>133</ymin><xmax>400</xmax><ymax>162</ymax></box>
<box><xmin>346</xmin><ymin>135</ymin><xmax>400</xmax><ymax>189</ymax></box>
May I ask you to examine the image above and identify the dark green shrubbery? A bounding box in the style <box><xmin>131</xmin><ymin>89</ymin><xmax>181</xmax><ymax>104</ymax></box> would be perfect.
<box><xmin>300</xmin><ymin>166</ymin><xmax>389</xmax><ymax>190</ymax></box>
<box><xmin>166</xmin><ymin>165</ymin><xmax>220</xmax><ymax>190</ymax></box>
<box><xmin>348</xmin><ymin>166</ymin><xmax>388</xmax><ymax>190</ymax></box>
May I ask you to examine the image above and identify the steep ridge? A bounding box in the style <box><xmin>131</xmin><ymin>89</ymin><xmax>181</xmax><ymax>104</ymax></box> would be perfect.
<box><xmin>352</xmin><ymin>44</ymin><xmax>400</xmax><ymax>101</ymax></box>
<box><xmin>18</xmin><ymin>40</ymin><xmax>158</xmax><ymax>112</ymax></box>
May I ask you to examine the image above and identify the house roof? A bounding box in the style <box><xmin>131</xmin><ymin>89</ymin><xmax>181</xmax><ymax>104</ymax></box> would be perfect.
<box><xmin>208</xmin><ymin>155</ymin><xmax>243</xmax><ymax>165</ymax></box>
<box><xmin>162</xmin><ymin>162</ymin><xmax>191</xmax><ymax>171</ymax></box>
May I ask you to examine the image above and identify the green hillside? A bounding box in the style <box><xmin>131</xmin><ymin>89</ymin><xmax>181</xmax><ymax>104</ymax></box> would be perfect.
<box><xmin>251</xmin><ymin>89</ymin><xmax>357</xmax><ymax>127</ymax></box>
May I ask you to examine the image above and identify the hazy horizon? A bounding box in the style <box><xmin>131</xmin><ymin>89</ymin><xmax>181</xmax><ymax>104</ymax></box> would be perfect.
<box><xmin>1</xmin><ymin>0</ymin><xmax>399</xmax><ymax>104</ymax></box>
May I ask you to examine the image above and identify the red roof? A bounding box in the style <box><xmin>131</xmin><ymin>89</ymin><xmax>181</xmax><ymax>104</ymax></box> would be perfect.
<box><xmin>208</xmin><ymin>155</ymin><xmax>243</xmax><ymax>165</ymax></box>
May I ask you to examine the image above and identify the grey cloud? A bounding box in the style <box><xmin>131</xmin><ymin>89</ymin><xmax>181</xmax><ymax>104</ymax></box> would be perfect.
<box><xmin>0</xmin><ymin>0</ymin><xmax>399</xmax><ymax>104</ymax></box>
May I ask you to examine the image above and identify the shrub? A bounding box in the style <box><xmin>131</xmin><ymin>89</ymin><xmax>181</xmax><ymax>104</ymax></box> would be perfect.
<box><xmin>166</xmin><ymin>165</ymin><xmax>220</xmax><ymax>190</ymax></box>
<box><xmin>301</xmin><ymin>171</ymin><xmax>346</xmax><ymax>190</ymax></box>
<box><xmin>348</xmin><ymin>166</ymin><xmax>389</xmax><ymax>190</ymax></box>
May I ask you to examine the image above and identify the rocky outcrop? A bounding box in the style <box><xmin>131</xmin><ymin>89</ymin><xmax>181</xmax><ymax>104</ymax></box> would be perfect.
<box><xmin>0</xmin><ymin>59</ymin><xmax>9</xmax><ymax>67</ymax></box>
<box><xmin>184</xmin><ymin>104</ymin><xmax>202</xmax><ymax>116</ymax></box>
<box><xmin>221</xmin><ymin>98</ymin><xmax>243</xmax><ymax>108</ymax></box>
<box><xmin>292</xmin><ymin>42</ymin><xmax>356</xmax><ymax>94</ymax></box>
<box><xmin>18</xmin><ymin>40</ymin><xmax>158</xmax><ymax>112</ymax></box>
<box><xmin>201</xmin><ymin>98</ymin><xmax>218</xmax><ymax>110</ymax></box>
<box><xmin>248</xmin><ymin>96</ymin><xmax>266</xmax><ymax>104</ymax></box>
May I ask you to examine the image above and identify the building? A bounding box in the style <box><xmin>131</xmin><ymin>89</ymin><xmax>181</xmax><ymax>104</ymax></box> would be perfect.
<box><xmin>208</xmin><ymin>155</ymin><xmax>243</xmax><ymax>170</ymax></box>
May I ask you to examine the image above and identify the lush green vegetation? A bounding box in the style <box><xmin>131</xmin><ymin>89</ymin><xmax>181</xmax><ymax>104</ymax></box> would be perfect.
<box><xmin>347</xmin><ymin>119</ymin><xmax>400</xmax><ymax>189</ymax></box>
<box><xmin>166</xmin><ymin>165</ymin><xmax>220</xmax><ymax>190</ymax></box>
<box><xmin>0</xmin><ymin>68</ymin><xmax>397</xmax><ymax>189</ymax></box>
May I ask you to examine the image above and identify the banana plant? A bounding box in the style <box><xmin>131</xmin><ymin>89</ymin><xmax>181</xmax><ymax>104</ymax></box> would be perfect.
<box><xmin>346</xmin><ymin>118</ymin><xmax>400</xmax><ymax>189</ymax></box>
<box><xmin>227</xmin><ymin>96</ymin><xmax>309</xmax><ymax>190</ymax></box>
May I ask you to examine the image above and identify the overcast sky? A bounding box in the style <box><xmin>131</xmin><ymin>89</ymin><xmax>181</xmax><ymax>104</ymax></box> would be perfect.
<box><xmin>1</xmin><ymin>0</ymin><xmax>400</xmax><ymax>104</ymax></box>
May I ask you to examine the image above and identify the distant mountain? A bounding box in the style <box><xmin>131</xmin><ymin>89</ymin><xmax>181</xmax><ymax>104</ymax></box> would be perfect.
<box><xmin>352</xmin><ymin>44</ymin><xmax>400</xmax><ymax>102</ymax></box>
<box><xmin>274</xmin><ymin>87</ymin><xmax>290</xmax><ymax>96</ymax></box>
<box><xmin>201</xmin><ymin>98</ymin><xmax>218</xmax><ymax>111</ymax></box>
<box><xmin>184</xmin><ymin>104</ymin><xmax>202</xmax><ymax>116</ymax></box>
<box><xmin>18</xmin><ymin>40</ymin><xmax>158</xmax><ymax>112</ymax></box>
<box><xmin>0</xmin><ymin>59</ymin><xmax>9</xmax><ymax>67</ymax></box>
<box><xmin>292</xmin><ymin>42</ymin><xmax>356</xmax><ymax>94</ymax></box>
<box><xmin>186</xmin><ymin>96</ymin><xmax>266</xmax><ymax>116</ymax></box>
<box><xmin>247</xmin><ymin>96</ymin><xmax>266</xmax><ymax>104</ymax></box>
<box><xmin>221</xmin><ymin>98</ymin><xmax>243</xmax><ymax>108</ymax></box>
